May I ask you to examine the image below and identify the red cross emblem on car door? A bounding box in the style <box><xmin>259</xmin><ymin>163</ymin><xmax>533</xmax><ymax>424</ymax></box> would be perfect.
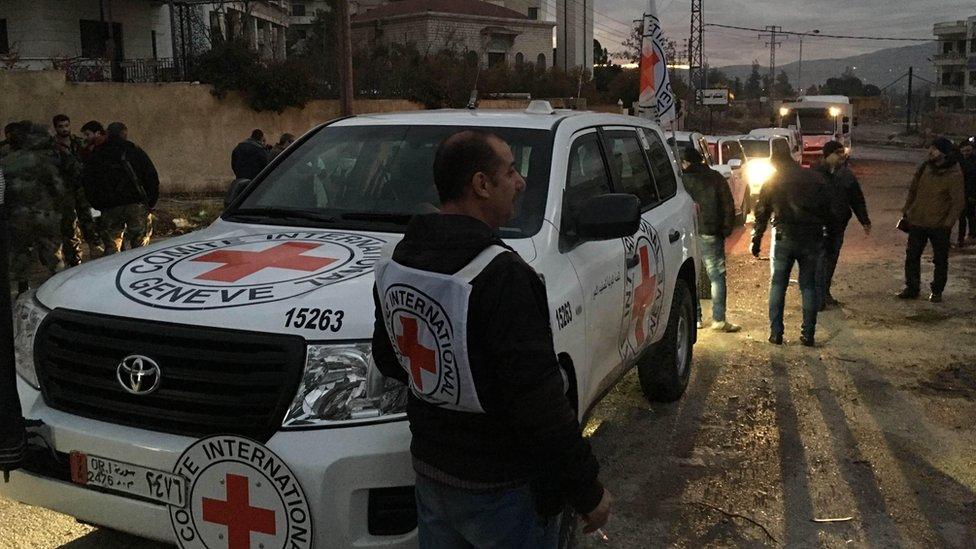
<box><xmin>631</xmin><ymin>244</ymin><xmax>657</xmax><ymax>345</ymax></box>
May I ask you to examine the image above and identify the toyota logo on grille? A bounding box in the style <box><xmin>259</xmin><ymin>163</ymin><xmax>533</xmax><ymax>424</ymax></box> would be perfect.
<box><xmin>116</xmin><ymin>355</ymin><xmax>161</xmax><ymax>395</ymax></box>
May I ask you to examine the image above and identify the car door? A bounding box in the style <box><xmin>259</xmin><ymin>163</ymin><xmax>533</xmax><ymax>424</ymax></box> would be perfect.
<box><xmin>601</xmin><ymin>127</ymin><xmax>669</xmax><ymax>367</ymax></box>
<box><xmin>559</xmin><ymin>130</ymin><xmax>627</xmax><ymax>403</ymax></box>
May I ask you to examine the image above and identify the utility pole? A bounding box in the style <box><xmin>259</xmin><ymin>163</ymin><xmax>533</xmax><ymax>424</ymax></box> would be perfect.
<box><xmin>758</xmin><ymin>25</ymin><xmax>786</xmax><ymax>106</ymax></box>
<box><xmin>906</xmin><ymin>66</ymin><xmax>914</xmax><ymax>134</ymax></box>
<box><xmin>688</xmin><ymin>0</ymin><xmax>704</xmax><ymax>94</ymax></box>
<box><xmin>336</xmin><ymin>0</ymin><xmax>354</xmax><ymax>116</ymax></box>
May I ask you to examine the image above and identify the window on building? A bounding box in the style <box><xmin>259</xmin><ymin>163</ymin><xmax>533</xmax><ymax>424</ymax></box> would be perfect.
<box><xmin>466</xmin><ymin>51</ymin><xmax>479</xmax><ymax>66</ymax></box>
<box><xmin>151</xmin><ymin>30</ymin><xmax>158</xmax><ymax>59</ymax></box>
<box><xmin>0</xmin><ymin>19</ymin><xmax>8</xmax><ymax>55</ymax></box>
<box><xmin>292</xmin><ymin>4</ymin><xmax>307</xmax><ymax>17</ymax></box>
<box><xmin>528</xmin><ymin>7</ymin><xmax>539</xmax><ymax>20</ymax></box>
<box><xmin>488</xmin><ymin>52</ymin><xmax>505</xmax><ymax>67</ymax></box>
<box><xmin>80</xmin><ymin>20</ymin><xmax>123</xmax><ymax>59</ymax></box>
<box><xmin>971</xmin><ymin>38</ymin><xmax>976</xmax><ymax>54</ymax></box>
<box><xmin>536</xmin><ymin>53</ymin><xmax>546</xmax><ymax>69</ymax></box>
<box><xmin>970</xmin><ymin>72</ymin><xmax>976</xmax><ymax>86</ymax></box>
<box><xmin>515</xmin><ymin>52</ymin><xmax>524</xmax><ymax>66</ymax></box>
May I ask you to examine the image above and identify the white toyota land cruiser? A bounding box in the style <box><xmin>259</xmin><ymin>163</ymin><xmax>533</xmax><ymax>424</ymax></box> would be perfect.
<box><xmin>4</xmin><ymin>104</ymin><xmax>700</xmax><ymax>548</ymax></box>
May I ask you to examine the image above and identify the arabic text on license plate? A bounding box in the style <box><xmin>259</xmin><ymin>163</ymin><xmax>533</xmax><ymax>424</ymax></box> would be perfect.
<box><xmin>69</xmin><ymin>451</ymin><xmax>186</xmax><ymax>507</ymax></box>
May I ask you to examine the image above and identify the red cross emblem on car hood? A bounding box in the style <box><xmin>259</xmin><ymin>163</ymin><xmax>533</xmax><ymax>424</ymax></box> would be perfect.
<box><xmin>190</xmin><ymin>242</ymin><xmax>338</xmax><ymax>282</ymax></box>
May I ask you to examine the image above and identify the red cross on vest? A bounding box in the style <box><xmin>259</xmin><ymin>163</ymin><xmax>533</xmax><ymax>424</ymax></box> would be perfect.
<box><xmin>191</xmin><ymin>242</ymin><xmax>338</xmax><ymax>282</ymax></box>
<box><xmin>631</xmin><ymin>245</ymin><xmax>657</xmax><ymax>345</ymax></box>
<box><xmin>202</xmin><ymin>473</ymin><xmax>276</xmax><ymax>549</ymax></box>
<box><xmin>396</xmin><ymin>316</ymin><xmax>437</xmax><ymax>391</ymax></box>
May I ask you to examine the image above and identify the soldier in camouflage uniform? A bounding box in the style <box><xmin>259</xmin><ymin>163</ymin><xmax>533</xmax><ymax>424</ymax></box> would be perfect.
<box><xmin>0</xmin><ymin>122</ymin><xmax>67</xmax><ymax>293</ymax></box>
<box><xmin>82</xmin><ymin>122</ymin><xmax>159</xmax><ymax>254</ymax></box>
<box><xmin>53</xmin><ymin>114</ymin><xmax>102</xmax><ymax>263</ymax></box>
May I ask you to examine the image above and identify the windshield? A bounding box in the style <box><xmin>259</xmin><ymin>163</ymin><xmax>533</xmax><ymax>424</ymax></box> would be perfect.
<box><xmin>797</xmin><ymin>109</ymin><xmax>837</xmax><ymax>134</ymax></box>
<box><xmin>740</xmin><ymin>139</ymin><xmax>771</xmax><ymax>158</ymax></box>
<box><xmin>228</xmin><ymin>125</ymin><xmax>553</xmax><ymax>238</ymax></box>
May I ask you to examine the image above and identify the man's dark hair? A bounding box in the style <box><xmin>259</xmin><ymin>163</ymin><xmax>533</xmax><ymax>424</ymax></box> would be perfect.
<box><xmin>251</xmin><ymin>129</ymin><xmax>264</xmax><ymax>141</ymax></box>
<box><xmin>81</xmin><ymin>120</ymin><xmax>105</xmax><ymax>134</ymax></box>
<box><xmin>433</xmin><ymin>130</ymin><xmax>505</xmax><ymax>203</ymax></box>
<box><xmin>52</xmin><ymin>114</ymin><xmax>70</xmax><ymax>126</ymax></box>
<box><xmin>106</xmin><ymin>122</ymin><xmax>127</xmax><ymax>138</ymax></box>
<box><xmin>278</xmin><ymin>133</ymin><xmax>295</xmax><ymax>145</ymax></box>
<box><xmin>681</xmin><ymin>146</ymin><xmax>704</xmax><ymax>165</ymax></box>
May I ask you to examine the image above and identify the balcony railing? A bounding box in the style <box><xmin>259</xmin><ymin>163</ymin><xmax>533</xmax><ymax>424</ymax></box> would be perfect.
<box><xmin>121</xmin><ymin>58</ymin><xmax>178</xmax><ymax>83</ymax></box>
<box><xmin>933</xmin><ymin>52</ymin><xmax>966</xmax><ymax>61</ymax></box>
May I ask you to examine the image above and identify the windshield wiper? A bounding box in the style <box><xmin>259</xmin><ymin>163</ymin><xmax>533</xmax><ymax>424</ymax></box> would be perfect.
<box><xmin>339</xmin><ymin>212</ymin><xmax>414</xmax><ymax>225</ymax></box>
<box><xmin>227</xmin><ymin>207</ymin><xmax>337</xmax><ymax>224</ymax></box>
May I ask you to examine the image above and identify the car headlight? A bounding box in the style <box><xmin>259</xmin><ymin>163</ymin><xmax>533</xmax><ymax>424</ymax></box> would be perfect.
<box><xmin>744</xmin><ymin>159</ymin><xmax>776</xmax><ymax>191</ymax></box>
<box><xmin>13</xmin><ymin>291</ymin><xmax>47</xmax><ymax>389</ymax></box>
<box><xmin>282</xmin><ymin>342</ymin><xmax>407</xmax><ymax>428</ymax></box>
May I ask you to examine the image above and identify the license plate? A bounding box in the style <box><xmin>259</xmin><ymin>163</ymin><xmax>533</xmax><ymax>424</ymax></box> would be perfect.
<box><xmin>69</xmin><ymin>451</ymin><xmax>186</xmax><ymax>507</ymax></box>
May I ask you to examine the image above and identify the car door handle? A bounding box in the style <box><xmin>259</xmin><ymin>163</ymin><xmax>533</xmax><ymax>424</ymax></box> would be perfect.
<box><xmin>669</xmin><ymin>230</ymin><xmax>681</xmax><ymax>244</ymax></box>
<box><xmin>626</xmin><ymin>254</ymin><xmax>640</xmax><ymax>269</ymax></box>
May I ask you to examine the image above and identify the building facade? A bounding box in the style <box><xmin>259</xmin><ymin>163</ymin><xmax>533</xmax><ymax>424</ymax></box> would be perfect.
<box><xmin>351</xmin><ymin>0</ymin><xmax>555</xmax><ymax>70</ymax></box>
<box><xmin>554</xmin><ymin>0</ymin><xmax>592</xmax><ymax>71</ymax></box>
<box><xmin>932</xmin><ymin>16</ymin><xmax>976</xmax><ymax>110</ymax></box>
<box><xmin>0</xmin><ymin>0</ymin><xmax>173</xmax><ymax>80</ymax></box>
<box><xmin>177</xmin><ymin>1</ymin><xmax>290</xmax><ymax>63</ymax></box>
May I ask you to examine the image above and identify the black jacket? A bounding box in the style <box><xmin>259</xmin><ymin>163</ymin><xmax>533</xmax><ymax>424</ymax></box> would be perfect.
<box><xmin>816</xmin><ymin>163</ymin><xmax>870</xmax><ymax>227</ymax></box>
<box><xmin>682</xmin><ymin>162</ymin><xmax>735</xmax><ymax>237</ymax></box>
<box><xmin>753</xmin><ymin>160</ymin><xmax>833</xmax><ymax>242</ymax></box>
<box><xmin>81</xmin><ymin>136</ymin><xmax>159</xmax><ymax>210</ymax></box>
<box><xmin>231</xmin><ymin>139</ymin><xmax>270</xmax><ymax>180</ymax></box>
<box><xmin>372</xmin><ymin>214</ymin><xmax>603</xmax><ymax>515</ymax></box>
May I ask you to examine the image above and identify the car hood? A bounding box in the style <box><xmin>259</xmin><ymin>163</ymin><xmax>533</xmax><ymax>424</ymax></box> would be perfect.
<box><xmin>37</xmin><ymin>220</ymin><xmax>536</xmax><ymax>340</ymax></box>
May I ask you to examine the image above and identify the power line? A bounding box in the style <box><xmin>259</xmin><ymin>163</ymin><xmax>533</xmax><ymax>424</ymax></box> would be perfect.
<box><xmin>759</xmin><ymin>26</ymin><xmax>787</xmax><ymax>104</ymax></box>
<box><xmin>707</xmin><ymin>23</ymin><xmax>932</xmax><ymax>41</ymax></box>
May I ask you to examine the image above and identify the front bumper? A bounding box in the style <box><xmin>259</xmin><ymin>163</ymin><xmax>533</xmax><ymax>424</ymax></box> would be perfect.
<box><xmin>0</xmin><ymin>378</ymin><xmax>417</xmax><ymax>548</ymax></box>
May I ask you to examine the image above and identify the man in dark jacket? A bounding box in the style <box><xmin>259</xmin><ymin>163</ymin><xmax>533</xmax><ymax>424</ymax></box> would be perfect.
<box><xmin>752</xmin><ymin>148</ymin><xmax>832</xmax><ymax>346</ymax></box>
<box><xmin>81</xmin><ymin>122</ymin><xmax>160</xmax><ymax>255</ymax></box>
<box><xmin>231</xmin><ymin>129</ymin><xmax>270</xmax><ymax>180</ymax></box>
<box><xmin>898</xmin><ymin>137</ymin><xmax>966</xmax><ymax>302</ymax></box>
<box><xmin>956</xmin><ymin>137</ymin><xmax>976</xmax><ymax>247</ymax></box>
<box><xmin>372</xmin><ymin>130</ymin><xmax>609</xmax><ymax>547</ymax></box>
<box><xmin>815</xmin><ymin>141</ymin><xmax>871</xmax><ymax>310</ymax></box>
<box><xmin>681</xmin><ymin>147</ymin><xmax>740</xmax><ymax>332</ymax></box>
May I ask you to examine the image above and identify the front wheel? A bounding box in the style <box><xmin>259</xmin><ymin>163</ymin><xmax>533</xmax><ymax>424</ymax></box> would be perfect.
<box><xmin>638</xmin><ymin>278</ymin><xmax>695</xmax><ymax>403</ymax></box>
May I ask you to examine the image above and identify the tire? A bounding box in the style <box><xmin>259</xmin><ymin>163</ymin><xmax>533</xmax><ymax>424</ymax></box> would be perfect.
<box><xmin>638</xmin><ymin>278</ymin><xmax>695</xmax><ymax>403</ymax></box>
<box><xmin>697</xmin><ymin>263</ymin><xmax>711</xmax><ymax>300</ymax></box>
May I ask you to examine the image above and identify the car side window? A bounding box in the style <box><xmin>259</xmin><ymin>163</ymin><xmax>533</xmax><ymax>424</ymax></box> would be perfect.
<box><xmin>562</xmin><ymin>134</ymin><xmax>612</xmax><ymax>240</ymax></box>
<box><xmin>722</xmin><ymin>141</ymin><xmax>743</xmax><ymax>161</ymax></box>
<box><xmin>642</xmin><ymin>128</ymin><xmax>678</xmax><ymax>200</ymax></box>
<box><xmin>603</xmin><ymin>130</ymin><xmax>658</xmax><ymax>208</ymax></box>
<box><xmin>772</xmin><ymin>138</ymin><xmax>792</xmax><ymax>158</ymax></box>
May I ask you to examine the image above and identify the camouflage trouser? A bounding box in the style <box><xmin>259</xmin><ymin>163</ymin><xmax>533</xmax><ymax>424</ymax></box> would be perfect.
<box><xmin>9</xmin><ymin>209</ymin><xmax>63</xmax><ymax>285</ymax></box>
<box><xmin>99</xmin><ymin>204</ymin><xmax>153</xmax><ymax>255</ymax></box>
<box><xmin>61</xmin><ymin>206</ymin><xmax>104</xmax><ymax>265</ymax></box>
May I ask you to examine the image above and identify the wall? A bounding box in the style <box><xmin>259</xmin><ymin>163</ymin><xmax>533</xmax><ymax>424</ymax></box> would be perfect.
<box><xmin>0</xmin><ymin>0</ymin><xmax>172</xmax><ymax>68</ymax></box>
<box><xmin>0</xmin><ymin>70</ymin><xmax>422</xmax><ymax>193</ymax></box>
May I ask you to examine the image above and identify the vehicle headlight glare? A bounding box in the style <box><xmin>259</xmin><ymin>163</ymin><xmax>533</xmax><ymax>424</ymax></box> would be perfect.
<box><xmin>745</xmin><ymin>160</ymin><xmax>775</xmax><ymax>190</ymax></box>
<box><xmin>13</xmin><ymin>291</ymin><xmax>47</xmax><ymax>389</ymax></box>
<box><xmin>282</xmin><ymin>342</ymin><xmax>407</xmax><ymax>428</ymax></box>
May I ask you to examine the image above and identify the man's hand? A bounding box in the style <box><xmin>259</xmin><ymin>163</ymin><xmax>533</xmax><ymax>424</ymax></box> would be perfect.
<box><xmin>751</xmin><ymin>240</ymin><xmax>761</xmax><ymax>258</ymax></box>
<box><xmin>863</xmin><ymin>223</ymin><xmax>872</xmax><ymax>235</ymax></box>
<box><xmin>581</xmin><ymin>488</ymin><xmax>612</xmax><ymax>534</ymax></box>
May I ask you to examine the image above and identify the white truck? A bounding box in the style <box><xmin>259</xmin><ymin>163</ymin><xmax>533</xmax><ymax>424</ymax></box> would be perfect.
<box><xmin>778</xmin><ymin>95</ymin><xmax>854</xmax><ymax>166</ymax></box>
<box><xmin>5</xmin><ymin>104</ymin><xmax>701</xmax><ymax>549</ymax></box>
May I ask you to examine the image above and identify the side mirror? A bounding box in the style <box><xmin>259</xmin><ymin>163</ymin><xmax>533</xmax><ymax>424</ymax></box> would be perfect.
<box><xmin>224</xmin><ymin>178</ymin><xmax>251</xmax><ymax>208</ymax></box>
<box><xmin>728</xmin><ymin>158</ymin><xmax>743</xmax><ymax>169</ymax></box>
<box><xmin>576</xmin><ymin>194</ymin><xmax>641</xmax><ymax>240</ymax></box>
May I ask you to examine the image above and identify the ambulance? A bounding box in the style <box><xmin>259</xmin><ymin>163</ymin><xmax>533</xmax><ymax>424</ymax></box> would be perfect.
<box><xmin>5</xmin><ymin>103</ymin><xmax>701</xmax><ymax>548</ymax></box>
<box><xmin>777</xmin><ymin>95</ymin><xmax>855</xmax><ymax>166</ymax></box>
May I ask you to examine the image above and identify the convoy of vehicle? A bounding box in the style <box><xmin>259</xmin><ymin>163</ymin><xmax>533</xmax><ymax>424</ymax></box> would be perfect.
<box><xmin>6</xmin><ymin>103</ymin><xmax>702</xmax><ymax>549</ymax></box>
<box><xmin>777</xmin><ymin>95</ymin><xmax>855</xmax><ymax>166</ymax></box>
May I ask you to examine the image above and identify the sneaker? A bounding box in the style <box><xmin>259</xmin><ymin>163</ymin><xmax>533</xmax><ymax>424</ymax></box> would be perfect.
<box><xmin>896</xmin><ymin>289</ymin><xmax>919</xmax><ymax>299</ymax></box>
<box><xmin>768</xmin><ymin>334</ymin><xmax>783</xmax><ymax>345</ymax></box>
<box><xmin>929</xmin><ymin>293</ymin><xmax>943</xmax><ymax>303</ymax></box>
<box><xmin>711</xmin><ymin>321</ymin><xmax>742</xmax><ymax>333</ymax></box>
<box><xmin>800</xmin><ymin>335</ymin><xmax>816</xmax><ymax>347</ymax></box>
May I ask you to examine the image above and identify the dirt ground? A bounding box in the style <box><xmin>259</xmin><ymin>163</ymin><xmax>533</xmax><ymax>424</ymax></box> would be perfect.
<box><xmin>2</xmin><ymin>158</ymin><xmax>975</xmax><ymax>548</ymax></box>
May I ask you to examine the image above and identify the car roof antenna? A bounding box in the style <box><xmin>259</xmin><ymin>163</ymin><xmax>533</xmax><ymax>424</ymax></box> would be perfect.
<box><xmin>467</xmin><ymin>89</ymin><xmax>479</xmax><ymax>110</ymax></box>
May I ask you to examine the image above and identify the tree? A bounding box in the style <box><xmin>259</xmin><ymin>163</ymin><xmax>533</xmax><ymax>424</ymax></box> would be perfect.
<box><xmin>744</xmin><ymin>61</ymin><xmax>763</xmax><ymax>99</ymax></box>
<box><xmin>612</xmin><ymin>22</ymin><xmax>642</xmax><ymax>64</ymax></box>
<box><xmin>732</xmin><ymin>77</ymin><xmax>743</xmax><ymax>99</ymax></box>
<box><xmin>863</xmin><ymin>84</ymin><xmax>881</xmax><ymax>96</ymax></box>
<box><xmin>706</xmin><ymin>68</ymin><xmax>729</xmax><ymax>88</ymax></box>
<box><xmin>774</xmin><ymin>71</ymin><xmax>794</xmax><ymax>98</ymax></box>
<box><xmin>593</xmin><ymin>39</ymin><xmax>610</xmax><ymax>66</ymax></box>
<box><xmin>821</xmin><ymin>68</ymin><xmax>865</xmax><ymax>96</ymax></box>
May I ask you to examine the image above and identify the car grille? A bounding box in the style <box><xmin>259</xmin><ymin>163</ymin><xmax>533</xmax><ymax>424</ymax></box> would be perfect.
<box><xmin>35</xmin><ymin>309</ymin><xmax>306</xmax><ymax>442</ymax></box>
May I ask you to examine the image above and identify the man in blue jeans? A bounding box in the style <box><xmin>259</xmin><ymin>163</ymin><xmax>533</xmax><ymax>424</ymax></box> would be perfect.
<box><xmin>752</xmin><ymin>148</ymin><xmax>832</xmax><ymax>346</ymax></box>
<box><xmin>372</xmin><ymin>131</ymin><xmax>610</xmax><ymax>548</ymax></box>
<box><xmin>680</xmin><ymin>147</ymin><xmax>741</xmax><ymax>333</ymax></box>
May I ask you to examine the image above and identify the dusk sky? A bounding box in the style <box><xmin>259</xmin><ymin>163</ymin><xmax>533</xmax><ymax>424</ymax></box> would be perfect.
<box><xmin>592</xmin><ymin>0</ymin><xmax>976</xmax><ymax>67</ymax></box>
